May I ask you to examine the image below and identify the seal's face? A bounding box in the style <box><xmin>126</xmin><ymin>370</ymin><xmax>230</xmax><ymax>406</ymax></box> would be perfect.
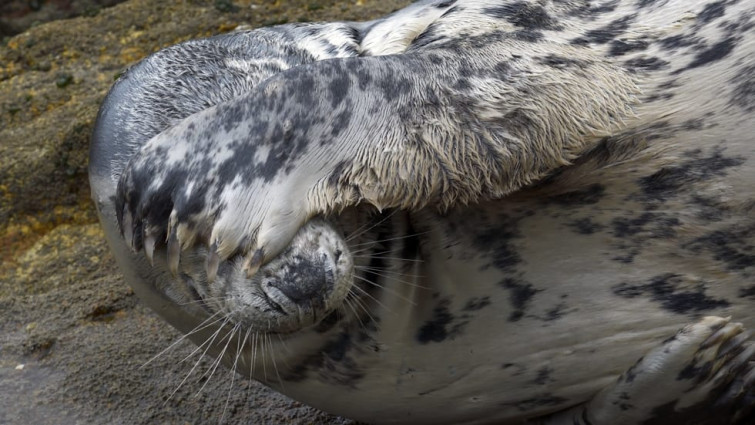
<box><xmin>182</xmin><ymin>219</ymin><xmax>354</xmax><ymax>334</ymax></box>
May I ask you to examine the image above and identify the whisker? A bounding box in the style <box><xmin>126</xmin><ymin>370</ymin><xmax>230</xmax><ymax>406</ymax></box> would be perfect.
<box><xmin>141</xmin><ymin>310</ymin><xmax>224</xmax><ymax>368</ymax></box>
<box><xmin>354</xmin><ymin>274</ymin><xmax>417</xmax><ymax>306</ymax></box>
<box><xmin>165</xmin><ymin>316</ymin><xmax>231</xmax><ymax>405</ymax></box>
<box><xmin>349</xmin><ymin>293</ymin><xmax>379</xmax><ymax>326</ymax></box>
<box><xmin>355</xmin><ymin>266</ymin><xmax>427</xmax><ymax>287</ymax></box>
<box><xmin>267</xmin><ymin>333</ymin><xmax>285</xmax><ymax>390</ymax></box>
<box><xmin>346</xmin><ymin>209</ymin><xmax>399</xmax><ymax>242</ymax></box>
<box><xmin>348</xmin><ymin>231</ymin><xmax>430</xmax><ymax>249</ymax></box>
<box><xmin>261</xmin><ymin>330</ymin><xmax>268</xmax><ymax>383</ymax></box>
<box><xmin>344</xmin><ymin>297</ymin><xmax>364</xmax><ymax>328</ymax></box>
<box><xmin>276</xmin><ymin>332</ymin><xmax>291</xmax><ymax>355</ymax></box>
<box><xmin>220</xmin><ymin>325</ymin><xmax>246</xmax><ymax>424</ymax></box>
<box><xmin>249</xmin><ymin>331</ymin><xmax>258</xmax><ymax>382</ymax></box>
<box><xmin>179</xmin><ymin>316</ymin><xmax>229</xmax><ymax>364</ymax></box>
<box><xmin>177</xmin><ymin>296</ymin><xmax>225</xmax><ymax>306</ymax></box>
<box><xmin>240</xmin><ymin>327</ymin><xmax>253</xmax><ymax>382</ymax></box>
<box><xmin>197</xmin><ymin>323</ymin><xmax>239</xmax><ymax>395</ymax></box>
<box><xmin>344</xmin><ymin>295</ymin><xmax>370</xmax><ymax>328</ymax></box>
<box><xmin>353</xmin><ymin>254</ymin><xmax>424</xmax><ymax>263</ymax></box>
<box><xmin>349</xmin><ymin>279</ymin><xmax>393</xmax><ymax>312</ymax></box>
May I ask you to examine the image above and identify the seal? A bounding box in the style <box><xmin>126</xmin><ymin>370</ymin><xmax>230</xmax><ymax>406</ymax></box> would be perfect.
<box><xmin>90</xmin><ymin>1</ymin><xmax>755</xmax><ymax>424</ymax></box>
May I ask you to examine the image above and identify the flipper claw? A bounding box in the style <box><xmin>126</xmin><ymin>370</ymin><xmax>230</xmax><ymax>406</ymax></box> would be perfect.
<box><xmin>144</xmin><ymin>233</ymin><xmax>156</xmax><ymax>265</ymax></box>
<box><xmin>244</xmin><ymin>249</ymin><xmax>265</xmax><ymax>278</ymax></box>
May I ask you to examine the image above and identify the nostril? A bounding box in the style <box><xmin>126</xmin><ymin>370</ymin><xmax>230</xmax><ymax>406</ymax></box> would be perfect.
<box><xmin>259</xmin><ymin>285</ymin><xmax>287</xmax><ymax>315</ymax></box>
<box><xmin>266</xmin><ymin>261</ymin><xmax>329</xmax><ymax>305</ymax></box>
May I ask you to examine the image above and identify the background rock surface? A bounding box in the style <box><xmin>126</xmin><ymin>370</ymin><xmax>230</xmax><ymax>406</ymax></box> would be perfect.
<box><xmin>0</xmin><ymin>1</ymin><xmax>409</xmax><ymax>423</ymax></box>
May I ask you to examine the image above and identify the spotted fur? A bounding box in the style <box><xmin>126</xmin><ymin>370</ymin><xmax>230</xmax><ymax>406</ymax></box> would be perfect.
<box><xmin>90</xmin><ymin>1</ymin><xmax>755</xmax><ymax>424</ymax></box>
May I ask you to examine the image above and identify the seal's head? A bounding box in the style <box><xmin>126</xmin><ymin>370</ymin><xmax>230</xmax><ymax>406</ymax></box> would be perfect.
<box><xmin>181</xmin><ymin>218</ymin><xmax>354</xmax><ymax>334</ymax></box>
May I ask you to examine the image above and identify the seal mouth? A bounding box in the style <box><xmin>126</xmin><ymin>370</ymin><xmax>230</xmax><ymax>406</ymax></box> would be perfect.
<box><xmin>258</xmin><ymin>284</ymin><xmax>289</xmax><ymax>316</ymax></box>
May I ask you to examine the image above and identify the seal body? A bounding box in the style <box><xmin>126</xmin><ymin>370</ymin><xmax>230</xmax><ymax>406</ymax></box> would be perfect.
<box><xmin>90</xmin><ymin>1</ymin><xmax>755</xmax><ymax>424</ymax></box>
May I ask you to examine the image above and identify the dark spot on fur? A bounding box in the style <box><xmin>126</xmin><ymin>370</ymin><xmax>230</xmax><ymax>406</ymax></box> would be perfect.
<box><xmin>417</xmin><ymin>299</ymin><xmax>454</xmax><ymax>344</ymax></box>
<box><xmin>677</xmin><ymin>37</ymin><xmax>738</xmax><ymax>73</ymax></box>
<box><xmin>683</xmin><ymin>118</ymin><xmax>705</xmax><ymax>130</ymax></box>
<box><xmin>532</xmin><ymin>367</ymin><xmax>554</xmax><ymax>385</ymax></box>
<box><xmin>637</xmin><ymin>0</ymin><xmax>659</xmax><ymax>7</ymax></box>
<box><xmin>543</xmin><ymin>302</ymin><xmax>568</xmax><ymax>321</ymax></box>
<box><xmin>284</xmin><ymin>332</ymin><xmax>363</xmax><ymax>387</ymax></box>
<box><xmin>613</xmin><ymin>273</ymin><xmax>730</xmax><ymax>314</ymax></box>
<box><xmin>546</xmin><ymin>184</ymin><xmax>606</xmax><ymax>206</ymax></box>
<box><xmin>612</xmin><ymin>212</ymin><xmax>680</xmax><ymax>239</ymax></box>
<box><xmin>473</xmin><ymin>214</ymin><xmax>523</xmax><ymax>271</ymax></box>
<box><xmin>508</xmin><ymin>394</ymin><xmax>569</xmax><ymax>411</ymax></box>
<box><xmin>513</xmin><ymin>30</ymin><xmax>544</xmax><ymax>42</ymax></box>
<box><xmin>677</xmin><ymin>361</ymin><xmax>711</xmax><ymax>381</ymax></box>
<box><xmin>427</xmin><ymin>53</ymin><xmax>443</xmax><ymax>65</ymax></box>
<box><xmin>739</xmin><ymin>285</ymin><xmax>755</xmax><ymax>299</ymax></box>
<box><xmin>729</xmin><ymin>64</ymin><xmax>755</xmax><ymax>112</ymax></box>
<box><xmin>568</xmin><ymin>217</ymin><xmax>605</xmax><ymax>235</ymax></box>
<box><xmin>591</xmin><ymin>1</ymin><xmax>620</xmax><ymax>14</ymax></box>
<box><xmin>685</xmin><ymin>226</ymin><xmax>755</xmax><ymax>271</ymax></box>
<box><xmin>697</xmin><ymin>1</ymin><xmax>727</xmax><ymax>24</ymax></box>
<box><xmin>538</xmin><ymin>54</ymin><xmax>588</xmax><ymax>68</ymax></box>
<box><xmin>483</xmin><ymin>2</ymin><xmax>559</xmax><ymax>30</ymax></box>
<box><xmin>463</xmin><ymin>296</ymin><xmax>491</xmax><ymax>311</ymax></box>
<box><xmin>609</xmin><ymin>39</ymin><xmax>650</xmax><ymax>56</ymax></box>
<box><xmin>572</xmin><ymin>14</ymin><xmax>636</xmax><ymax>45</ymax></box>
<box><xmin>494</xmin><ymin>61</ymin><xmax>513</xmax><ymax>75</ymax></box>
<box><xmin>620</xmin><ymin>356</ymin><xmax>643</xmax><ymax>384</ymax></box>
<box><xmin>566</xmin><ymin>0</ymin><xmax>619</xmax><ymax>17</ymax></box>
<box><xmin>624</xmin><ymin>56</ymin><xmax>669</xmax><ymax>71</ymax></box>
<box><xmin>219</xmin><ymin>100</ymin><xmax>247</xmax><ymax>133</ymax></box>
<box><xmin>691</xmin><ymin>195</ymin><xmax>729</xmax><ymax>222</ymax></box>
<box><xmin>613</xmin><ymin>392</ymin><xmax>634</xmax><ymax>411</ymax></box>
<box><xmin>639</xmin><ymin>149</ymin><xmax>745</xmax><ymax>200</ymax></box>
<box><xmin>412</xmin><ymin>23</ymin><xmax>445</xmax><ymax>49</ymax></box>
<box><xmin>377</xmin><ymin>64</ymin><xmax>412</xmax><ymax>101</ymax></box>
<box><xmin>328</xmin><ymin>108</ymin><xmax>353</xmax><ymax>139</ymax></box>
<box><xmin>641</xmin><ymin>397</ymin><xmax>734</xmax><ymax>425</ymax></box>
<box><xmin>328</xmin><ymin>72</ymin><xmax>350</xmax><ymax>108</ymax></box>
<box><xmin>658</xmin><ymin>34</ymin><xmax>701</xmax><ymax>51</ymax></box>
<box><xmin>435</xmin><ymin>0</ymin><xmax>455</xmax><ymax>8</ymax></box>
<box><xmin>499</xmin><ymin>278</ymin><xmax>542</xmax><ymax>322</ymax></box>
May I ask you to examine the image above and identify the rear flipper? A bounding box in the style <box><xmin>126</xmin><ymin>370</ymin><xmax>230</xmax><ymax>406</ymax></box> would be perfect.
<box><xmin>538</xmin><ymin>316</ymin><xmax>754</xmax><ymax>425</ymax></box>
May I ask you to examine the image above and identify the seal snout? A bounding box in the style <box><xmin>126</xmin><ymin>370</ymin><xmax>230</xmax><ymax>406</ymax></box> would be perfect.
<box><xmin>261</xmin><ymin>255</ymin><xmax>334</xmax><ymax>309</ymax></box>
<box><xmin>213</xmin><ymin>218</ymin><xmax>353</xmax><ymax>333</ymax></box>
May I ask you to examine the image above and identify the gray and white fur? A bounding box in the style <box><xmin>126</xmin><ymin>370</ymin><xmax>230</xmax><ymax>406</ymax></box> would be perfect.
<box><xmin>90</xmin><ymin>1</ymin><xmax>755</xmax><ymax>424</ymax></box>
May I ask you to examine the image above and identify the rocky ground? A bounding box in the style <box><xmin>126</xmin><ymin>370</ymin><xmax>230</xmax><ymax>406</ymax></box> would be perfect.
<box><xmin>0</xmin><ymin>1</ymin><xmax>409</xmax><ymax>424</ymax></box>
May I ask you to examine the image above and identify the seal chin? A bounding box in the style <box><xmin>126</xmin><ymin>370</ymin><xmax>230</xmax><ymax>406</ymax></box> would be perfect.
<box><xmin>196</xmin><ymin>218</ymin><xmax>353</xmax><ymax>334</ymax></box>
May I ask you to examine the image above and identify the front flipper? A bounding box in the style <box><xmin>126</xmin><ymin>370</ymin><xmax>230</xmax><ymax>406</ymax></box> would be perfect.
<box><xmin>116</xmin><ymin>37</ymin><xmax>640</xmax><ymax>274</ymax></box>
<box><xmin>538</xmin><ymin>316</ymin><xmax>755</xmax><ymax>425</ymax></box>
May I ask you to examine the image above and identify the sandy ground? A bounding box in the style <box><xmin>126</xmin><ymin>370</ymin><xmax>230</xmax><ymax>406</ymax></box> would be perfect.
<box><xmin>0</xmin><ymin>223</ymin><xmax>359</xmax><ymax>425</ymax></box>
<box><xmin>0</xmin><ymin>1</ymin><xmax>409</xmax><ymax>423</ymax></box>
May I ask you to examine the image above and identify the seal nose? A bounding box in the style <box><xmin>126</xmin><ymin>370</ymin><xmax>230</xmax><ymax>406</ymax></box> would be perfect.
<box><xmin>265</xmin><ymin>254</ymin><xmax>334</xmax><ymax>306</ymax></box>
